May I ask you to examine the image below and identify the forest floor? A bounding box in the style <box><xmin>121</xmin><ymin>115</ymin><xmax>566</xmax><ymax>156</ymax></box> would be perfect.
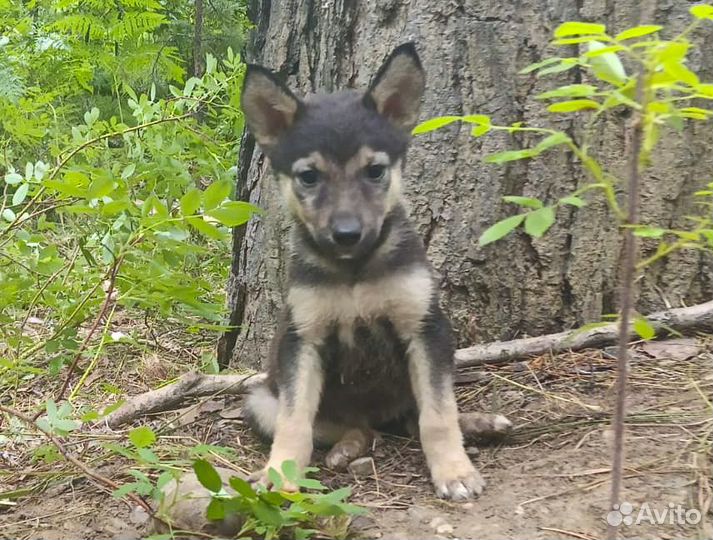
<box><xmin>1</xmin><ymin>310</ymin><xmax>712</xmax><ymax>540</ymax></box>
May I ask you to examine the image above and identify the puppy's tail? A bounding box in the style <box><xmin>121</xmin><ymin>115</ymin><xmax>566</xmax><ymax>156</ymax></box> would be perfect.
<box><xmin>243</xmin><ymin>383</ymin><xmax>278</xmax><ymax>441</ymax></box>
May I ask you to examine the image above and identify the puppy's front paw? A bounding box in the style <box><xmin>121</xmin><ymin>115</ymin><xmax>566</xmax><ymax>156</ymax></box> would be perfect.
<box><xmin>248</xmin><ymin>465</ymin><xmax>298</xmax><ymax>492</ymax></box>
<box><xmin>431</xmin><ymin>459</ymin><xmax>485</xmax><ymax>500</ymax></box>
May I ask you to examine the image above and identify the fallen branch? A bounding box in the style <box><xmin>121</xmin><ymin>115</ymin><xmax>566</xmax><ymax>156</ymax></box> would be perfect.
<box><xmin>454</xmin><ymin>299</ymin><xmax>713</xmax><ymax>367</ymax></box>
<box><xmin>105</xmin><ymin>300</ymin><xmax>713</xmax><ymax>428</ymax></box>
<box><xmin>106</xmin><ymin>371</ymin><xmax>265</xmax><ymax>428</ymax></box>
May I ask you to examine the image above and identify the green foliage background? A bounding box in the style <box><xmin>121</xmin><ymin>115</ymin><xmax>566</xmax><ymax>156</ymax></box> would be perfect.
<box><xmin>0</xmin><ymin>0</ymin><xmax>254</xmax><ymax>393</ymax></box>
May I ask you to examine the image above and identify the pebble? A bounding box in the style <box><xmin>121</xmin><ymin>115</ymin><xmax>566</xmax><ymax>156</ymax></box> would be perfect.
<box><xmin>429</xmin><ymin>516</ymin><xmax>455</xmax><ymax>535</ymax></box>
<box><xmin>128</xmin><ymin>506</ymin><xmax>149</xmax><ymax>525</ymax></box>
<box><xmin>348</xmin><ymin>456</ymin><xmax>375</xmax><ymax>476</ymax></box>
<box><xmin>407</xmin><ymin>505</ymin><xmax>436</xmax><ymax>523</ymax></box>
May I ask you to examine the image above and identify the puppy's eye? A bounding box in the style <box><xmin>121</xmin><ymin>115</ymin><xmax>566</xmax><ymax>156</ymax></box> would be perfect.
<box><xmin>365</xmin><ymin>164</ymin><xmax>386</xmax><ymax>182</ymax></box>
<box><xmin>296</xmin><ymin>169</ymin><xmax>319</xmax><ymax>187</ymax></box>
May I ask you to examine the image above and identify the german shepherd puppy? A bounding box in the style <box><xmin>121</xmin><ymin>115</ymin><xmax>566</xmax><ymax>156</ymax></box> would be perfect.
<box><xmin>240</xmin><ymin>44</ymin><xmax>510</xmax><ymax>500</ymax></box>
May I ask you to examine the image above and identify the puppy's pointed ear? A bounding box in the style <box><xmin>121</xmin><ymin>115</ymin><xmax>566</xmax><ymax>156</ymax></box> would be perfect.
<box><xmin>364</xmin><ymin>43</ymin><xmax>425</xmax><ymax>131</ymax></box>
<box><xmin>241</xmin><ymin>65</ymin><xmax>302</xmax><ymax>147</ymax></box>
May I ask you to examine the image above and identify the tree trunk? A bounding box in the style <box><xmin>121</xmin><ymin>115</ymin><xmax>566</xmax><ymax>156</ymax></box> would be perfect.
<box><xmin>219</xmin><ymin>0</ymin><xmax>713</xmax><ymax>369</ymax></box>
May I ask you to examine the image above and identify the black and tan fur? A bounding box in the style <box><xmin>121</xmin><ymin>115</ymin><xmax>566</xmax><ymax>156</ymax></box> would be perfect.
<box><xmin>240</xmin><ymin>44</ymin><xmax>510</xmax><ymax>500</ymax></box>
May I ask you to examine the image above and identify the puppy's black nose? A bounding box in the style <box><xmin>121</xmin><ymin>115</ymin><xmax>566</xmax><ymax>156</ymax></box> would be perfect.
<box><xmin>331</xmin><ymin>216</ymin><xmax>362</xmax><ymax>246</ymax></box>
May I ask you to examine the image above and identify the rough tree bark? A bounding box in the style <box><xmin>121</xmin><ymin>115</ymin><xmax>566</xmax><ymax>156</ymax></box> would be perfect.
<box><xmin>219</xmin><ymin>0</ymin><xmax>713</xmax><ymax>369</ymax></box>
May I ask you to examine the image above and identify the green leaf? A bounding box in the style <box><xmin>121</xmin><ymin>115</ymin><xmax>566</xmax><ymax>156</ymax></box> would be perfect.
<box><xmin>502</xmin><ymin>196</ymin><xmax>543</xmax><ymax>209</ymax></box>
<box><xmin>664</xmin><ymin>62</ymin><xmax>699</xmax><ymax>86</ymax></box>
<box><xmin>187</xmin><ymin>216</ymin><xmax>226</xmax><ymax>240</ymax></box>
<box><xmin>113</xmin><ymin>483</ymin><xmax>140</xmax><ymax>499</ymax></box>
<box><xmin>206</xmin><ymin>201</ymin><xmax>259</xmax><ymax>227</ymax></box>
<box><xmin>461</xmin><ymin>114</ymin><xmax>491</xmax><ymax>126</ymax></box>
<box><xmin>463</xmin><ymin>114</ymin><xmax>492</xmax><ymax>137</ymax></box>
<box><xmin>193</xmin><ymin>459</ymin><xmax>223</xmax><ymax>493</ymax></box>
<box><xmin>206</xmin><ymin>498</ymin><xmax>225</xmax><ymax>521</ymax></box>
<box><xmin>229</xmin><ymin>476</ymin><xmax>257</xmax><ymax>499</ymax></box>
<box><xmin>295</xmin><ymin>527</ymin><xmax>316</xmax><ymax>540</ymax></box>
<box><xmin>554</xmin><ymin>21</ymin><xmax>607</xmax><ymax>38</ymax></box>
<box><xmin>484</xmin><ymin>149</ymin><xmax>536</xmax><ymax>164</ymax></box>
<box><xmin>412</xmin><ymin>116</ymin><xmax>461</xmax><ymax>135</ymax></box>
<box><xmin>537</xmin><ymin>60</ymin><xmax>579</xmax><ymax>77</ymax></box>
<box><xmin>267</xmin><ymin>467</ymin><xmax>283</xmax><ymax>490</ymax></box>
<box><xmin>615</xmin><ymin>25</ymin><xmax>662</xmax><ymax>40</ymax></box>
<box><xmin>535</xmin><ymin>132</ymin><xmax>571</xmax><ymax>151</ymax></box>
<box><xmin>5</xmin><ymin>172</ymin><xmax>23</xmax><ymax>185</ymax></box>
<box><xmin>519</xmin><ymin>57</ymin><xmax>563</xmax><ymax>74</ymax></box>
<box><xmin>633</xmin><ymin>316</ymin><xmax>656</xmax><ymax>340</ymax></box>
<box><xmin>690</xmin><ymin>4</ymin><xmax>713</xmax><ymax>20</ymax></box>
<box><xmin>633</xmin><ymin>226</ymin><xmax>665</xmax><ymax>238</ymax></box>
<box><xmin>2</xmin><ymin>208</ymin><xmax>16</xmax><ymax>222</ymax></box>
<box><xmin>12</xmin><ymin>183</ymin><xmax>29</xmax><ymax>206</ymax></box>
<box><xmin>478</xmin><ymin>214</ymin><xmax>525</xmax><ymax>246</ymax></box>
<box><xmin>87</xmin><ymin>176</ymin><xmax>115</xmax><ymax>200</ymax></box>
<box><xmin>471</xmin><ymin>124</ymin><xmax>491</xmax><ymax>137</ymax></box>
<box><xmin>560</xmin><ymin>195</ymin><xmax>586</xmax><ymax>208</ymax></box>
<box><xmin>553</xmin><ymin>36</ymin><xmax>606</xmax><ymax>45</ymax></box>
<box><xmin>137</xmin><ymin>448</ymin><xmax>159</xmax><ymax>463</ymax></box>
<box><xmin>524</xmin><ymin>207</ymin><xmax>556</xmax><ymax>237</ymax></box>
<box><xmin>536</xmin><ymin>84</ymin><xmax>598</xmax><ymax>100</ymax></box>
<box><xmin>252</xmin><ymin>500</ymin><xmax>284</xmax><ymax>527</ymax></box>
<box><xmin>202</xmin><ymin>179</ymin><xmax>232</xmax><ymax>210</ymax></box>
<box><xmin>296</xmin><ymin>478</ymin><xmax>326</xmax><ymax>490</ymax></box>
<box><xmin>583</xmin><ymin>45</ymin><xmax>625</xmax><ymax>58</ymax></box>
<box><xmin>281</xmin><ymin>459</ymin><xmax>299</xmax><ymax>483</ymax></box>
<box><xmin>547</xmin><ymin>99</ymin><xmax>600</xmax><ymax>113</ymax></box>
<box><xmin>121</xmin><ymin>163</ymin><xmax>136</xmax><ymax>180</ymax></box>
<box><xmin>180</xmin><ymin>188</ymin><xmax>202</xmax><ymax>216</ymax></box>
<box><xmin>46</xmin><ymin>171</ymin><xmax>89</xmax><ymax>198</ymax></box>
<box><xmin>680</xmin><ymin>107</ymin><xmax>711</xmax><ymax>119</ymax></box>
<box><xmin>587</xmin><ymin>40</ymin><xmax>627</xmax><ymax>85</ymax></box>
<box><xmin>128</xmin><ymin>426</ymin><xmax>156</xmax><ymax>449</ymax></box>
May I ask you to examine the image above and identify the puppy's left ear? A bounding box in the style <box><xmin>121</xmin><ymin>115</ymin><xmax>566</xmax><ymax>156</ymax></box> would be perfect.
<box><xmin>364</xmin><ymin>43</ymin><xmax>425</xmax><ymax>131</ymax></box>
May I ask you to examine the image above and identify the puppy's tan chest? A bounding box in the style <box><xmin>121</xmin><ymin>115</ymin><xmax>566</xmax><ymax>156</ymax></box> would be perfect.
<box><xmin>287</xmin><ymin>268</ymin><xmax>434</xmax><ymax>341</ymax></box>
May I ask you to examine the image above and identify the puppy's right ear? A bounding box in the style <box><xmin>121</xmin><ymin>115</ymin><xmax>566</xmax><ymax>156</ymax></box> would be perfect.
<box><xmin>241</xmin><ymin>65</ymin><xmax>302</xmax><ymax>147</ymax></box>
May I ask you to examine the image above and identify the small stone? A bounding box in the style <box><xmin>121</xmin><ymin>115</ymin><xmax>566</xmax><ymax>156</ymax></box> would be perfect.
<box><xmin>465</xmin><ymin>446</ymin><xmax>480</xmax><ymax>456</ymax></box>
<box><xmin>348</xmin><ymin>456</ymin><xmax>375</xmax><ymax>476</ymax></box>
<box><xmin>461</xmin><ymin>502</ymin><xmax>474</xmax><ymax>510</ymax></box>
<box><xmin>129</xmin><ymin>506</ymin><xmax>149</xmax><ymax>525</ymax></box>
<box><xmin>407</xmin><ymin>505</ymin><xmax>436</xmax><ymax>524</ymax></box>
<box><xmin>152</xmin><ymin>466</ymin><xmax>245</xmax><ymax>538</ymax></box>
<box><xmin>429</xmin><ymin>516</ymin><xmax>454</xmax><ymax>535</ymax></box>
<box><xmin>436</xmin><ymin>523</ymin><xmax>455</xmax><ymax>535</ymax></box>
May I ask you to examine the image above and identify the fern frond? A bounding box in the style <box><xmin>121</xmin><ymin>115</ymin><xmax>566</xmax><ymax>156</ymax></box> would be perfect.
<box><xmin>50</xmin><ymin>14</ymin><xmax>107</xmax><ymax>40</ymax></box>
<box><xmin>110</xmin><ymin>12</ymin><xmax>166</xmax><ymax>41</ymax></box>
<box><xmin>0</xmin><ymin>64</ymin><xmax>25</xmax><ymax>103</ymax></box>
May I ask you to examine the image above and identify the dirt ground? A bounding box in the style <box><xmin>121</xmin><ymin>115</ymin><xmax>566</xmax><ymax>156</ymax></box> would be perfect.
<box><xmin>1</xmin><ymin>321</ymin><xmax>711</xmax><ymax>540</ymax></box>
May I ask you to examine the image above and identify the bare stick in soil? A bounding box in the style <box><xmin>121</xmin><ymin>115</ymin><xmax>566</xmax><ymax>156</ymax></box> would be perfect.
<box><xmin>608</xmin><ymin>72</ymin><xmax>646</xmax><ymax>540</ymax></box>
<box><xmin>53</xmin><ymin>255</ymin><xmax>123</xmax><ymax>405</ymax></box>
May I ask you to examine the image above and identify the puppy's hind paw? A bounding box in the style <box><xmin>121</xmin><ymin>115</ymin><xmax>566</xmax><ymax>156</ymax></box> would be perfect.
<box><xmin>459</xmin><ymin>412</ymin><xmax>513</xmax><ymax>441</ymax></box>
<box><xmin>433</xmin><ymin>466</ymin><xmax>486</xmax><ymax>500</ymax></box>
